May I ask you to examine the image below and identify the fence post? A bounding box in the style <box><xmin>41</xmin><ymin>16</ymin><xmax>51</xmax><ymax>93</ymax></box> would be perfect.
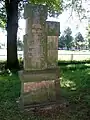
<box><xmin>71</xmin><ymin>54</ymin><xmax>73</xmax><ymax>61</ymax></box>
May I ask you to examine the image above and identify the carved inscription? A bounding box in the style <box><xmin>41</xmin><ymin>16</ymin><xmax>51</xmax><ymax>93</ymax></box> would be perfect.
<box><xmin>24</xmin><ymin>81</ymin><xmax>56</xmax><ymax>103</ymax></box>
<box><xmin>25</xmin><ymin>23</ymin><xmax>46</xmax><ymax>70</ymax></box>
<box><xmin>46</xmin><ymin>21</ymin><xmax>60</xmax><ymax>36</ymax></box>
<box><xmin>20</xmin><ymin>4</ymin><xmax>61</xmax><ymax>106</ymax></box>
<box><xmin>24</xmin><ymin>5</ymin><xmax>60</xmax><ymax>70</ymax></box>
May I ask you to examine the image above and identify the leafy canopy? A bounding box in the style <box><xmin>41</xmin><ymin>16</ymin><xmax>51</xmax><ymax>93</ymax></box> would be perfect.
<box><xmin>0</xmin><ymin>0</ymin><xmax>63</xmax><ymax>28</ymax></box>
<box><xmin>0</xmin><ymin>0</ymin><xmax>89</xmax><ymax>28</ymax></box>
<box><xmin>30</xmin><ymin>0</ymin><xmax>63</xmax><ymax>12</ymax></box>
<box><xmin>0</xmin><ymin>1</ymin><xmax>6</xmax><ymax>28</ymax></box>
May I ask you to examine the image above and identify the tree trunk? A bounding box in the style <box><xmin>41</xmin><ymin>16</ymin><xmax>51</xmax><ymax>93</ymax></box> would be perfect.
<box><xmin>5</xmin><ymin>0</ymin><xmax>19</xmax><ymax>70</ymax></box>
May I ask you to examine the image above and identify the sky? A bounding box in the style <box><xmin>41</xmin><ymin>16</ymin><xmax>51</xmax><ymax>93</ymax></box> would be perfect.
<box><xmin>18</xmin><ymin>0</ymin><xmax>90</xmax><ymax>41</ymax></box>
<box><xmin>58</xmin><ymin>10</ymin><xmax>88</xmax><ymax>37</ymax></box>
<box><xmin>18</xmin><ymin>10</ymin><xmax>89</xmax><ymax>40</ymax></box>
<box><xmin>0</xmin><ymin>1</ymin><xmax>90</xmax><ymax>44</ymax></box>
<box><xmin>47</xmin><ymin>13</ymin><xmax>88</xmax><ymax>37</ymax></box>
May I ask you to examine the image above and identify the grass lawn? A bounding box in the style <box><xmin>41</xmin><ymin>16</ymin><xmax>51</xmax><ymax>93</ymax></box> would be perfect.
<box><xmin>0</xmin><ymin>65</ymin><xmax>90</xmax><ymax>120</ymax></box>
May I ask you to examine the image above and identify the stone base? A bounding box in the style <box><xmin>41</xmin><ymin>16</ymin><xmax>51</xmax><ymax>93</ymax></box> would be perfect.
<box><xmin>18</xmin><ymin>68</ymin><xmax>60</xmax><ymax>110</ymax></box>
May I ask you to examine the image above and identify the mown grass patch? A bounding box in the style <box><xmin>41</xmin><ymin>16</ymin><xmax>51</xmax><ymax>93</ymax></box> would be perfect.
<box><xmin>60</xmin><ymin>66</ymin><xmax>90</xmax><ymax>120</ymax></box>
<box><xmin>0</xmin><ymin>64</ymin><xmax>90</xmax><ymax>119</ymax></box>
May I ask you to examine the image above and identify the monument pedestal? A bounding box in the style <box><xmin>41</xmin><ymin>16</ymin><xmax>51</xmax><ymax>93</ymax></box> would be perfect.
<box><xmin>19</xmin><ymin>67</ymin><xmax>60</xmax><ymax>109</ymax></box>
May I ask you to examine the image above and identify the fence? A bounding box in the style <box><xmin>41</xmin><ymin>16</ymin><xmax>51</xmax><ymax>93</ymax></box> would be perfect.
<box><xmin>0</xmin><ymin>50</ymin><xmax>90</xmax><ymax>61</ymax></box>
<box><xmin>58</xmin><ymin>53</ymin><xmax>90</xmax><ymax>61</ymax></box>
<box><xmin>0</xmin><ymin>51</ymin><xmax>23</xmax><ymax>61</ymax></box>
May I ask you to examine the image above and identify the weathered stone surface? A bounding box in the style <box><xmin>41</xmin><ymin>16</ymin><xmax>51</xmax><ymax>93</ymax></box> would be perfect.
<box><xmin>46</xmin><ymin>21</ymin><xmax>60</xmax><ymax>36</ymax></box>
<box><xmin>19</xmin><ymin>68</ymin><xmax>60</xmax><ymax>106</ymax></box>
<box><xmin>46</xmin><ymin>21</ymin><xmax>59</xmax><ymax>68</ymax></box>
<box><xmin>19</xmin><ymin>4</ymin><xmax>60</xmax><ymax>109</ymax></box>
<box><xmin>47</xmin><ymin>36</ymin><xmax>58</xmax><ymax>68</ymax></box>
<box><xmin>19</xmin><ymin>68</ymin><xmax>59</xmax><ymax>82</ymax></box>
<box><xmin>23</xmin><ymin>80</ymin><xmax>56</xmax><ymax>104</ymax></box>
<box><xmin>24</xmin><ymin>4</ymin><xmax>47</xmax><ymax>20</ymax></box>
<box><xmin>24</xmin><ymin>33</ymin><xmax>47</xmax><ymax>70</ymax></box>
<box><xmin>24</xmin><ymin>4</ymin><xmax>47</xmax><ymax>71</ymax></box>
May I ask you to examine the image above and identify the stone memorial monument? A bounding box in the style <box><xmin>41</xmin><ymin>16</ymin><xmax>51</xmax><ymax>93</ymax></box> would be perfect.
<box><xmin>18</xmin><ymin>3</ymin><xmax>60</xmax><ymax>109</ymax></box>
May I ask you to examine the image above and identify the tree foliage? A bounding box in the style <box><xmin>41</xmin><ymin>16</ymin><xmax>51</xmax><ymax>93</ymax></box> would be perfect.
<box><xmin>0</xmin><ymin>0</ymin><xmax>89</xmax><ymax>28</ymax></box>
<box><xmin>58</xmin><ymin>35</ymin><xmax>65</xmax><ymax>48</ymax></box>
<box><xmin>74</xmin><ymin>32</ymin><xmax>85</xmax><ymax>50</ymax></box>
<box><xmin>30</xmin><ymin>0</ymin><xmax>63</xmax><ymax>11</ymax></box>
<box><xmin>75</xmin><ymin>32</ymin><xmax>84</xmax><ymax>42</ymax></box>
<box><xmin>86</xmin><ymin>24</ymin><xmax>90</xmax><ymax>49</ymax></box>
<box><xmin>64</xmin><ymin>27</ymin><xmax>73</xmax><ymax>49</ymax></box>
<box><xmin>0</xmin><ymin>0</ymin><xmax>63</xmax><ymax>28</ymax></box>
<box><xmin>0</xmin><ymin>1</ymin><xmax>6</xmax><ymax>28</ymax></box>
<box><xmin>59</xmin><ymin>27</ymin><xmax>73</xmax><ymax>49</ymax></box>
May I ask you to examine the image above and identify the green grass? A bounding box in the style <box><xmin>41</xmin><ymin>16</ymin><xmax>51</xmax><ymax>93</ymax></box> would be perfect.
<box><xmin>0</xmin><ymin>64</ymin><xmax>90</xmax><ymax>120</ymax></box>
<box><xmin>60</xmin><ymin>65</ymin><xmax>90</xmax><ymax>120</ymax></box>
<box><xmin>58</xmin><ymin>60</ymin><xmax>90</xmax><ymax>65</ymax></box>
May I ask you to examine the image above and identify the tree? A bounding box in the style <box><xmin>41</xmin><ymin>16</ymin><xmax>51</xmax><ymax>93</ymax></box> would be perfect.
<box><xmin>75</xmin><ymin>32</ymin><xmax>84</xmax><ymax>42</ymax></box>
<box><xmin>0</xmin><ymin>0</ymin><xmax>62</xmax><ymax>70</ymax></box>
<box><xmin>5</xmin><ymin>0</ymin><xmax>20</xmax><ymax>69</ymax></box>
<box><xmin>75</xmin><ymin>32</ymin><xmax>84</xmax><ymax>50</ymax></box>
<box><xmin>86</xmin><ymin>24</ymin><xmax>90</xmax><ymax>49</ymax></box>
<box><xmin>58</xmin><ymin>35</ymin><xmax>65</xmax><ymax>49</ymax></box>
<box><xmin>64</xmin><ymin>27</ymin><xmax>73</xmax><ymax>50</ymax></box>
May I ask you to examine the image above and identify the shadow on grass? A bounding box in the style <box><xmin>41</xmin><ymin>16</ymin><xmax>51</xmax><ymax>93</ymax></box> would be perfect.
<box><xmin>60</xmin><ymin>65</ymin><xmax>90</xmax><ymax>120</ymax></box>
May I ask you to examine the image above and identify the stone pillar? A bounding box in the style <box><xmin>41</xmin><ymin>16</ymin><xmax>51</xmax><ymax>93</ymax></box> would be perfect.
<box><xmin>24</xmin><ymin>4</ymin><xmax>47</xmax><ymax>70</ymax></box>
<box><xmin>46</xmin><ymin>21</ymin><xmax>60</xmax><ymax>100</ymax></box>
<box><xmin>46</xmin><ymin>21</ymin><xmax>60</xmax><ymax>68</ymax></box>
<box><xmin>18</xmin><ymin>4</ymin><xmax>60</xmax><ymax>109</ymax></box>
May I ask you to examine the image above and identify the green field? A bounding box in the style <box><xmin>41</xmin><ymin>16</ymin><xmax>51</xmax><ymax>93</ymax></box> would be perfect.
<box><xmin>0</xmin><ymin>64</ymin><xmax>90</xmax><ymax>120</ymax></box>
